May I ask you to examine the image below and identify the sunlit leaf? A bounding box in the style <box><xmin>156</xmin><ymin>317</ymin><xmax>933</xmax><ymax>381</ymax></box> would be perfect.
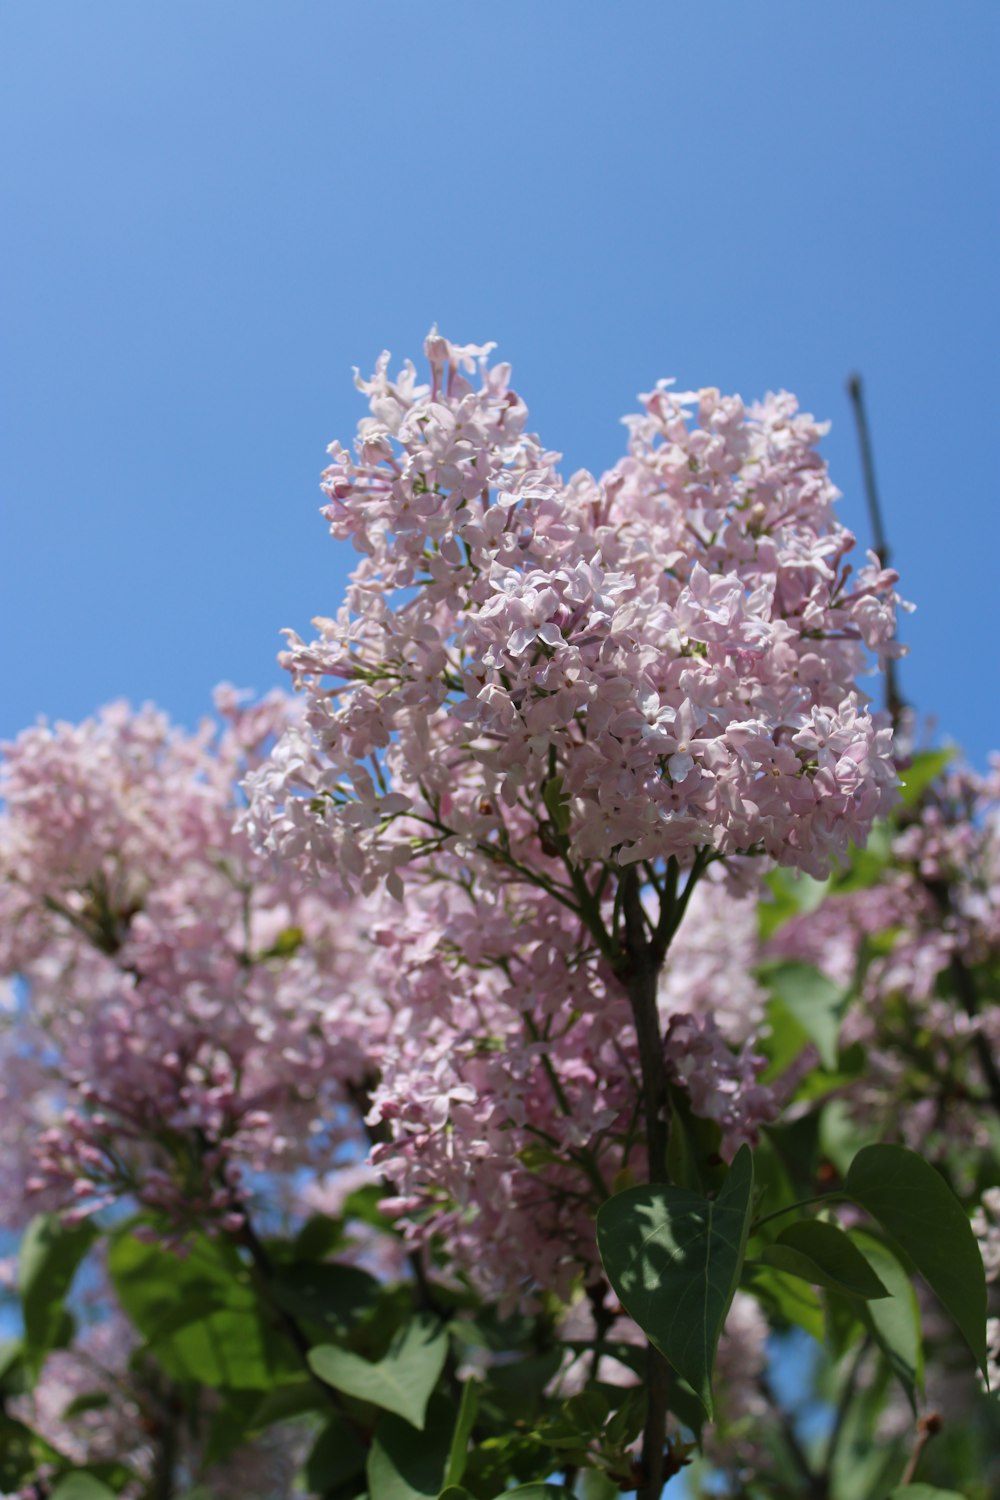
<box><xmin>108</xmin><ymin>1228</ymin><xmax>297</xmax><ymax>1390</ymax></box>
<box><xmin>597</xmin><ymin>1146</ymin><xmax>754</xmax><ymax>1417</ymax></box>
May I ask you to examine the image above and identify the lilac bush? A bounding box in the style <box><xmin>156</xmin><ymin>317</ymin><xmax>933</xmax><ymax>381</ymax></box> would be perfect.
<box><xmin>0</xmin><ymin>335</ymin><xmax>995</xmax><ymax>1500</ymax></box>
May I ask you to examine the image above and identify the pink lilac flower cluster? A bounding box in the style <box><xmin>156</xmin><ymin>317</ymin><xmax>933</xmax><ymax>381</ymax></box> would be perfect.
<box><xmin>550</xmin><ymin>1285</ymin><xmax>771</xmax><ymax>1477</ymax></box>
<box><xmin>363</xmin><ymin>873</ymin><xmax>635</xmax><ymax>1304</ymax></box>
<box><xmin>237</xmin><ymin>332</ymin><xmax>903</xmax><ymax>1298</ymax></box>
<box><xmin>10</xmin><ymin>1304</ymin><xmax>149</xmax><ymax>1488</ymax></box>
<box><xmin>0</xmin><ymin>691</ymin><xmax>776</xmax><ymax>1306</ymax></box>
<box><xmin>768</xmin><ymin>757</ymin><xmax>1000</xmax><ymax>1145</ymax></box>
<box><xmin>973</xmin><ymin>1186</ymin><xmax>1000</xmax><ymax>1394</ymax></box>
<box><xmin>340</xmin><ymin>861</ymin><xmax>776</xmax><ymax>1304</ymax></box>
<box><xmin>0</xmin><ymin>690</ymin><xmax>386</xmax><ymax>1231</ymax></box>
<box><xmin>660</xmin><ymin>877</ymin><xmax>777</xmax><ymax>1148</ymax></box>
<box><xmin>10</xmin><ymin>1288</ymin><xmax>311</xmax><ymax>1497</ymax></box>
<box><xmin>893</xmin><ymin>756</ymin><xmax>1000</xmax><ymax>968</ymax></box>
<box><xmin>245</xmin><ymin>331</ymin><xmax>904</xmax><ymax>891</ymax></box>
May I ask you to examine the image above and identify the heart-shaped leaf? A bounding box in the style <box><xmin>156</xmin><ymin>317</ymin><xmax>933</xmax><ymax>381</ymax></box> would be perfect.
<box><xmin>367</xmin><ymin>1398</ymin><xmax>454</xmax><ymax>1500</ymax></box>
<box><xmin>597</xmin><ymin>1146</ymin><xmax>754</xmax><ymax>1417</ymax></box>
<box><xmin>488</xmin><ymin>1490</ymin><xmax>575</xmax><ymax>1500</ymax></box>
<box><xmin>48</xmin><ymin>1479</ymin><xmax>117</xmax><ymax>1500</ymax></box>
<box><xmin>887</xmin><ymin>1488</ymin><xmax>966</xmax><ymax>1499</ymax></box>
<box><xmin>309</xmin><ymin>1314</ymin><xmax>447</xmax><ymax>1430</ymax></box>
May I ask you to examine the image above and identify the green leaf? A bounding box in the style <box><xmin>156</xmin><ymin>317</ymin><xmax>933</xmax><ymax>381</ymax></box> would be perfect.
<box><xmin>764</xmin><ymin>1112</ymin><xmax>823</xmax><ymax>1201</ymax></box>
<box><xmin>896</xmin><ymin>749</ymin><xmax>952</xmax><ymax>808</ymax></box>
<box><xmin>309</xmin><ymin>1314</ymin><xmax>448</xmax><ymax>1430</ymax></box>
<box><xmin>293</xmin><ymin>1212</ymin><xmax>346</xmax><ymax>1262</ymax></box>
<box><xmin>0</xmin><ymin>1415</ymin><xmax>39</xmax><ymax>1490</ymax></box>
<box><xmin>564</xmin><ymin>1388</ymin><xmax>609</xmax><ymax>1431</ymax></box>
<box><xmin>759</xmin><ymin>869</ymin><xmax>830</xmax><ymax>940</ymax></box>
<box><xmin>603</xmin><ymin>1383</ymin><xmax>647</xmax><ymax>1446</ymax></box>
<box><xmin>62</xmin><ymin>1391</ymin><xmax>113</xmax><ymax>1418</ymax></box>
<box><xmin>542</xmin><ymin>775</ymin><xmax>571</xmax><ymax>835</ymax></box>
<box><xmin>367</xmin><ymin>1400</ymin><xmax>453</xmax><ymax>1500</ymax></box>
<box><xmin>743</xmin><ymin>1262</ymin><xmax>825</xmax><ymax>1343</ymax></box>
<box><xmin>662</xmin><ymin>1374</ymin><xmax>709</xmax><ymax>1437</ymax></box>
<box><xmin>577</xmin><ymin>1475</ymin><xmax>620</xmax><ymax>1500</ymax></box>
<box><xmin>48</xmin><ymin>1479</ymin><xmax>117</xmax><ymax>1500</ymax></box>
<box><xmin>19</xmin><ymin>1214</ymin><xmax>96</xmax><ymax>1374</ymax></box>
<box><xmin>888</xmin><ymin>1488</ymin><xmax>967</xmax><ymax>1499</ymax></box>
<box><xmin>819</xmin><ymin>1097</ymin><xmax>877</xmax><ymax>1176</ymax></box>
<box><xmin>489</xmin><ymin>1489</ymin><xmax>575</xmax><ymax>1500</ymax></box>
<box><xmin>270</xmin><ymin>1261</ymin><xmax>379</xmax><ymax>1336</ymax></box>
<box><xmin>597</xmin><ymin>1145</ymin><xmax>754</xmax><ymax>1417</ymax></box>
<box><xmin>341</xmin><ymin>1182</ymin><xmax>395</xmax><ymax>1229</ymax></box>
<box><xmin>763</xmin><ymin>961</ymin><xmax>847</xmax><ymax>1070</ymax></box>
<box><xmin>0</xmin><ymin>1338</ymin><xmax>25</xmax><ymax>1396</ymax></box>
<box><xmin>199</xmin><ymin>1388</ymin><xmax>265</xmax><ymax>1467</ymax></box>
<box><xmin>475</xmin><ymin>1347</ymin><xmax>562</xmax><ymax>1424</ymax></box>
<box><xmin>845</xmin><ymin>1144</ymin><xmax>988</xmax><ymax>1377</ymax></box>
<box><xmin>257</xmin><ymin>924</ymin><xmax>305</xmax><ymax>959</ymax></box>
<box><xmin>108</xmin><ymin>1228</ymin><xmax>297</xmax><ymax>1390</ymax></box>
<box><xmin>760</xmin><ymin>997</ymin><xmax>812</xmax><ymax>1081</ymax></box>
<box><xmin>851</xmin><ymin>1230</ymin><xmax>923</xmax><ymax>1410</ymax></box>
<box><xmin>443</xmin><ymin>1378</ymin><xmax>479</xmax><ymax>1487</ymax></box>
<box><xmin>249</xmin><ymin>1377</ymin><xmax>328</xmax><ymax>1432</ymax></box>
<box><xmin>665</xmin><ymin>1084</ymin><xmax>725</xmax><ymax>1195</ymax></box>
<box><xmin>760</xmin><ymin>1220</ymin><xmax>889</xmax><ymax>1300</ymax></box>
<box><xmin>305</xmin><ymin>1414</ymin><xmax>368</xmax><ymax>1490</ymax></box>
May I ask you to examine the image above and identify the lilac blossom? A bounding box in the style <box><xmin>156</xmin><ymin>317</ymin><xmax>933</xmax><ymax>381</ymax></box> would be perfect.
<box><xmin>246</xmin><ymin>332</ymin><xmax>904</xmax><ymax>892</ymax></box>
<box><xmin>0</xmin><ymin>691</ymin><xmax>387</xmax><ymax>1231</ymax></box>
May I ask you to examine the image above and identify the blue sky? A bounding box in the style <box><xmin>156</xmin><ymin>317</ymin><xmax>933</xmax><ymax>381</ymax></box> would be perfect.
<box><xmin>2</xmin><ymin>3</ymin><xmax>997</xmax><ymax>766</ymax></box>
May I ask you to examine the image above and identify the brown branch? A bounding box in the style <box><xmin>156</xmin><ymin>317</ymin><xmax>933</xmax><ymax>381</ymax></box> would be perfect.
<box><xmin>236</xmin><ymin>1213</ymin><xmax>366</xmax><ymax>1433</ymax></box>
<box><xmin>899</xmin><ymin>1411</ymin><xmax>943</xmax><ymax>1486</ymax></box>
<box><xmin>921</xmin><ymin>880</ymin><xmax>1000</xmax><ymax>1118</ymax></box>
<box><xmin>618</xmin><ymin>867</ymin><xmax>671</xmax><ymax>1500</ymax></box>
<box><xmin>846</xmin><ymin>373</ymin><xmax>905</xmax><ymax>726</ymax></box>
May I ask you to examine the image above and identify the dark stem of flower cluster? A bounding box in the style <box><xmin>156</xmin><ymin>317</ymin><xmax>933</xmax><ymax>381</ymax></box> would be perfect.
<box><xmin>950</xmin><ymin>953</ymin><xmax>1000</xmax><ymax>1117</ymax></box>
<box><xmin>146</xmin><ymin>1387</ymin><xmax>181</xmax><ymax>1500</ymax></box>
<box><xmin>236</xmin><ymin>1213</ymin><xmax>363</xmax><ymax>1430</ymax></box>
<box><xmin>846</xmin><ymin>373</ymin><xmax>905</xmax><ymax>727</ymax></box>
<box><xmin>921</xmin><ymin>880</ymin><xmax>1000</xmax><ymax>1117</ymax></box>
<box><xmin>620</xmin><ymin>868</ymin><xmax>671</xmax><ymax>1500</ymax></box>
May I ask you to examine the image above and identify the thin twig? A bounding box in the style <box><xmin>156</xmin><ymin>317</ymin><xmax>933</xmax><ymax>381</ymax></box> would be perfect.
<box><xmin>921</xmin><ymin>881</ymin><xmax>1000</xmax><ymax>1118</ymax></box>
<box><xmin>846</xmin><ymin>374</ymin><xmax>891</xmax><ymax>567</ymax></box>
<box><xmin>846</xmin><ymin>373</ymin><xmax>904</xmax><ymax>725</ymax></box>
<box><xmin>145</xmin><ymin>1380</ymin><xmax>182</xmax><ymax>1500</ymax></box>
<box><xmin>237</xmin><ymin>1212</ymin><xmax>365</xmax><ymax>1431</ymax></box>
<box><xmin>899</xmin><ymin>1411</ymin><xmax>943</xmax><ymax>1485</ymax></box>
